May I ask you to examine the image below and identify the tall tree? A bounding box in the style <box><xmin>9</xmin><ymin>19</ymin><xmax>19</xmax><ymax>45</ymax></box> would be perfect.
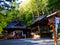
<box><xmin>0</xmin><ymin>0</ymin><xmax>19</xmax><ymax>33</ymax></box>
<box><xmin>18</xmin><ymin>0</ymin><xmax>48</xmax><ymax>25</ymax></box>
<box><xmin>47</xmin><ymin>0</ymin><xmax>60</xmax><ymax>13</ymax></box>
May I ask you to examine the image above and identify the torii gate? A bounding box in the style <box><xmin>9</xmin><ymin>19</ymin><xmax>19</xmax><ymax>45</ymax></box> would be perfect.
<box><xmin>47</xmin><ymin>12</ymin><xmax>60</xmax><ymax>45</ymax></box>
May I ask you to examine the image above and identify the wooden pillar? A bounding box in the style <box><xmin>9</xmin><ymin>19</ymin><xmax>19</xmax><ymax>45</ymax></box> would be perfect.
<box><xmin>52</xmin><ymin>17</ymin><xmax>58</xmax><ymax>45</ymax></box>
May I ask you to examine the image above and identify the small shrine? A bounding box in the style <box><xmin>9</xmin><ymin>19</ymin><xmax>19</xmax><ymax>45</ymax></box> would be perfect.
<box><xmin>3</xmin><ymin>19</ymin><xmax>31</xmax><ymax>39</ymax></box>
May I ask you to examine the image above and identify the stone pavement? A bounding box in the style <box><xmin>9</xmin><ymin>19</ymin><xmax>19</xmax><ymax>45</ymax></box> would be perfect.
<box><xmin>0</xmin><ymin>38</ymin><xmax>60</xmax><ymax>45</ymax></box>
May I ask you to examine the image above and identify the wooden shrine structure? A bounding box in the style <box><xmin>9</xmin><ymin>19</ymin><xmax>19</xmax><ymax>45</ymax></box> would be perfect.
<box><xmin>3</xmin><ymin>19</ymin><xmax>31</xmax><ymax>39</ymax></box>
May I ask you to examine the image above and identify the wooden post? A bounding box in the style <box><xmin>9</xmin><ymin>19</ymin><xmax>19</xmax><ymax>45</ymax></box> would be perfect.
<box><xmin>52</xmin><ymin>18</ymin><xmax>58</xmax><ymax>45</ymax></box>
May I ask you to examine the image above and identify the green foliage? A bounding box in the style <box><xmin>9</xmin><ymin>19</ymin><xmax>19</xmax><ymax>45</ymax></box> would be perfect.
<box><xmin>19</xmin><ymin>10</ymin><xmax>32</xmax><ymax>26</ymax></box>
<box><xmin>0</xmin><ymin>1</ymin><xmax>19</xmax><ymax>33</ymax></box>
<box><xmin>47</xmin><ymin>0</ymin><xmax>60</xmax><ymax>12</ymax></box>
<box><xmin>19</xmin><ymin>0</ymin><xmax>48</xmax><ymax>26</ymax></box>
<box><xmin>0</xmin><ymin>0</ymin><xmax>60</xmax><ymax>33</ymax></box>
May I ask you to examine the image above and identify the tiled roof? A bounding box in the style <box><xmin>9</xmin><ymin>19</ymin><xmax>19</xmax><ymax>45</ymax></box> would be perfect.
<box><xmin>3</xmin><ymin>19</ymin><xmax>26</xmax><ymax>30</ymax></box>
